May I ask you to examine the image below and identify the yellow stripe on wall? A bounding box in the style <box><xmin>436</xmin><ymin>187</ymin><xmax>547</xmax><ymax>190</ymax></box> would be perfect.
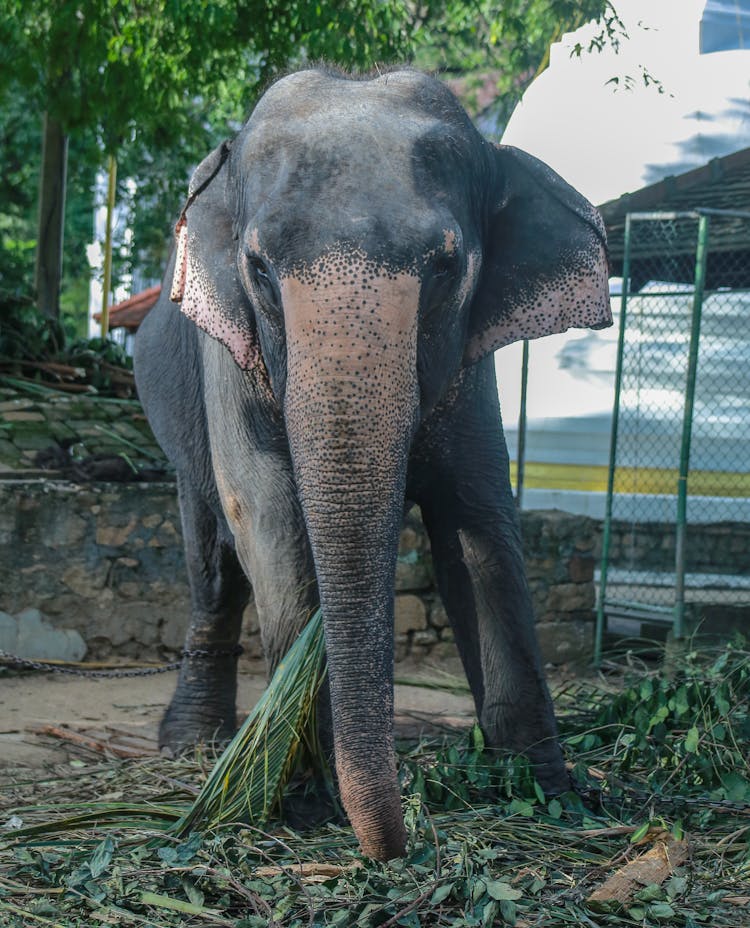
<box><xmin>508</xmin><ymin>462</ymin><xmax>750</xmax><ymax>497</ymax></box>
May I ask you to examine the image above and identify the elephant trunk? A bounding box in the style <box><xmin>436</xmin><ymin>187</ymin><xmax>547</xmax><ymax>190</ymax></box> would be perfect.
<box><xmin>281</xmin><ymin>265</ymin><xmax>420</xmax><ymax>860</ymax></box>
<box><xmin>293</xmin><ymin>475</ymin><xmax>408</xmax><ymax>861</ymax></box>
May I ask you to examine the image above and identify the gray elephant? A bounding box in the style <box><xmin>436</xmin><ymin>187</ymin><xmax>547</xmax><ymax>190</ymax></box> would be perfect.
<box><xmin>134</xmin><ymin>66</ymin><xmax>611</xmax><ymax>861</ymax></box>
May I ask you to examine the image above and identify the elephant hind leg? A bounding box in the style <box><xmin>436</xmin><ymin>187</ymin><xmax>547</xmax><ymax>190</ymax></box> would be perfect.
<box><xmin>421</xmin><ymin>499</ymin><xmax>569</xmax><ymax>795</ymax></box>
<box><xmin>412</xmin><ymin>360</ymin><xmax>568</xmax><ymax>795</ymax></box>
<box><xmin>159</xmin><ymin>472</ymin><xmax>251</xmax><ymax>754</ymax></box>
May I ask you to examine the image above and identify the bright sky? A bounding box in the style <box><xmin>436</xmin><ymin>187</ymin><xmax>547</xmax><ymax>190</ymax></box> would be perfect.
<box><xmin>496</xmin><ymin>0</ymin><xmax>750</xmax><ymax>428</ymax></box>
<box><xmin>504</xmin><ymin>0</ymin><xmax>750</xmax><ymax>204</ymax></box>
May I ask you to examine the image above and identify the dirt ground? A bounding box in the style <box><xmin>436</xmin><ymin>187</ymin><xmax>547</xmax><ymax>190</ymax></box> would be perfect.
<box><xmin>0</xmin><ymin>656</ymin><xmax>476</xmax><ymax>769</ymax></box>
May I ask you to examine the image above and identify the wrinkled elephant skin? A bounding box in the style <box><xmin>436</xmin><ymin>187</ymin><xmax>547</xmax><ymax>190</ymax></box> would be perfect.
<box><xmin>134</xmin><ymin>67</ymin><xmax>611</xmax><ymax>861</ymax></box>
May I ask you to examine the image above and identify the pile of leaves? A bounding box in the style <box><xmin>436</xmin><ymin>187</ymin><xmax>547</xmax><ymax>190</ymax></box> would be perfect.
<box><xmin>1</xmin><ymin>641</ymin><xmax>748</xmax><ymax>927</ymax></box>
<box><xmin>0</xmin><ymin>299</ymin><xmax>136</xmax><ymax>398</ymax></box>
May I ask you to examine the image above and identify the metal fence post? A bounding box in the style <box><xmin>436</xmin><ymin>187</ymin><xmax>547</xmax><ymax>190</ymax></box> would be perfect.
<box><xmin>516</xmin><ymin>340</ymin><xmax>529</xmax><ymax>509</ymax></box>
<box><xmin>673</xmin><ymin>213</ymin><xmax>710</xmax><ymax>640</ymax></box>
<box><xmin>594</xmin><ymin>216</ymin><xmax>631</xmax><ymax>666</ymax></box>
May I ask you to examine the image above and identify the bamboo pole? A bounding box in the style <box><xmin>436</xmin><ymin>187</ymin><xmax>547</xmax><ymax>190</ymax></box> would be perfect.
<box><xmin>100</xmin><ymin>154</ymin><xmax>118</xmax><ymax>337</ymax></box>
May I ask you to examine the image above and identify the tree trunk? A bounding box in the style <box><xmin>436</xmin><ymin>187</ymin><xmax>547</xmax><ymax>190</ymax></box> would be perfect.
<box><xmin>34</xmin><ymin>113</ymin><xmax>68</xmax><ymax>320</ymax></box>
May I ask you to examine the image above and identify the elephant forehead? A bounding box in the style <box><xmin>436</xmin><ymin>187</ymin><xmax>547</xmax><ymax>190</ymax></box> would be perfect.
<box><xmin>250</xmin><ymin>67</ymin><xmax>467</xmax><ymax>134</ymax></box>
<box><xmin>244</xmin><ymin>97</ymin><xmax>463</xmax><ymax>221</ymax></box>
<box><xmin>243</xmin><ymin>74</ymin><xmax>442</xmax><ymax>180</ymax></box>
<box><xmin>239</xmin><ymin>111</ymin><xmax>433</xmax><ymax>220</ymax></box>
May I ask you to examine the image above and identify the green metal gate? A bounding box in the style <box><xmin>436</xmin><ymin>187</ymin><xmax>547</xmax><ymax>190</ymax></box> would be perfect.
<box><xmin>595</xmin><ymin>209</ymin><xmax>750</xmax><ymax>662</ymax></box>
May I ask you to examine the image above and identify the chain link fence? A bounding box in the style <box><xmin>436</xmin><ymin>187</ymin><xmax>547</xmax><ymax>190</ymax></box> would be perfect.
<box><xmin>596</xmin><ymin>209</ymin><xmax>750</xmax><ymax>658</ymax></box>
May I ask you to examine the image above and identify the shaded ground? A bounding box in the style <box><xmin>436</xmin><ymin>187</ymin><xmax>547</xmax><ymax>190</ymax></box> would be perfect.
<box><xmin>0</xmin><ymin>656</ymin><xmax>475</xmax><ymax>769</ymax></box>
<box><xmin>1</xmin><ymin>645</ymin><xmax>747</xmax><ymax>928</ymax></box>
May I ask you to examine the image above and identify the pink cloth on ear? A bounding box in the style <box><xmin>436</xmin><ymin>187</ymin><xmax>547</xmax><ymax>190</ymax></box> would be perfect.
<box><xmin>170</xmin><ymin>219</ymin><xmax>189</xmax><ymax>303</ymax></box>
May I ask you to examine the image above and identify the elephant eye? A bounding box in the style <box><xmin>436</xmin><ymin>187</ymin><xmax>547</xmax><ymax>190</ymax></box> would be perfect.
<box><xmin>420</xmin><ymin>251</ymin><xmax>462</xmax><ymax>319</ymax></box>
<box><xmin>249</xmin><ymin>256</ymin><xmax>268</xmax><ymax>277</ymax></box>
<box><xmin>433</xmin><ymin>253</ymin><xmax>458</xmax><ymax>280</ymax></box>
<box><xmin>248</xmin><ymin>256</ymin><xmax>270</xmax><ymax>282</ymax></box>
<box><xmin>246</xmin><ymin>255</ymin><xmax>279</xmax><ymax>309</ymax></box>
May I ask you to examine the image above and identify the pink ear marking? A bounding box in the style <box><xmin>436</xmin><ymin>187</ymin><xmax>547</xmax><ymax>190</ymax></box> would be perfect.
<box><xmin>170</xmin><ymin>218</ymin><xmax>189</xmax><ymax>303</ymax></box>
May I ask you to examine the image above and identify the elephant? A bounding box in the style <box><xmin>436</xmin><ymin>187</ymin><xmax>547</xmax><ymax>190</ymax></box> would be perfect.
<box><xmin>134</xmin><ymin>66</ymin><xmax>611</xmax><ymax>862</ymax></box>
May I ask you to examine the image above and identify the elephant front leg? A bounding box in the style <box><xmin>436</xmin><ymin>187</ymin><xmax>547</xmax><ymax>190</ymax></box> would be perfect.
<box><xmin>220</xmin><ymin>462</ymin><xmax>337</xmax><ymax>823</ymax></box>
<box><xmin>160</xmin><ymin>473</ymin><xmax>251</xmax><ymax>754</ymax></box>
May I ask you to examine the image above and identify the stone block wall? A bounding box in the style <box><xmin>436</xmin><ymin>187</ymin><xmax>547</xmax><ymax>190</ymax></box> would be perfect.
<box><xmin>606</xmin><ymin>519</ymin><xmax>750</xmax><ymax>576</ymax></box>
<box><xmin>0</xmin><ymin>480</ymin><xmax>189</xmax><ymax>659</ymax></box>
<box><xmin>0</xmin><ymin>480</ymin><xmax>599</xmax><ymax>665</ymax></box>
<box><xmin>0</xmin><ymin>390</ymin><xmax>163</xmax><ymax>474</ymax></box>
<box><xmin>520</xmin><ymin>510</ymin><xmax>598</xmax><ymax>664</ymax></box>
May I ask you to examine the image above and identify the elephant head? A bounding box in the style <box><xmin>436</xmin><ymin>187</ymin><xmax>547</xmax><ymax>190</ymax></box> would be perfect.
<box><xmin>170</xmin><ymin>68</ymin><xmax>611</xmax><ymax>860</ymax></box>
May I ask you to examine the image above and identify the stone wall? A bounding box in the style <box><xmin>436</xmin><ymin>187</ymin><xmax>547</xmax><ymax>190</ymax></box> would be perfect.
<box><xmin>607</xmin><ymin>519</ymin><xmax>750</xmax><ymax>575</ymax></box>
<box><xmin>0</xmin><ymin>481</ymin><xmax>189</xmax><ymax>658</ymax></box>
<box><xmin>521</xmin><ymin>510</ymin><xmax>598</xmax><ymax>663</ymax></box>
<box><xmin>0</xmin><ymin>480</ymin><xmax>599</xmax><ymax>665</ymax></box>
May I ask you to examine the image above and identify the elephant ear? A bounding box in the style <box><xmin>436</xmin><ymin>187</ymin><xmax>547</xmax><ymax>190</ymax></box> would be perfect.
<box><xmin>170</xmin><ymin>141</ymin><xmax>261</xmax><ymax>371</ymax></box>
<box><xmin>464</xmin><ymin>145</ymin><xmax>612</xmax><ymax>363</ymax></box>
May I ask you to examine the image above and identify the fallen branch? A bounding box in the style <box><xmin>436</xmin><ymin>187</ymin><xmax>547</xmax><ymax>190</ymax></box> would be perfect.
<box><xmin>254</xmin><ymin>861</ymin><xmax>362</xmax><ymax>883</ymax></box>
<box><xmin>0</xmin><ymin>372</ymin><xmax>95</xmax><ymax>393</ymax></box>
<box><xmin>588</xmin><ymin>835</ymin><xmax>689</xmax><ymax>906</ymax></box>
<box><xmin>30</xmin><ymin>723</ymin><xmax>158</xmax><ymax>759</ymax></box>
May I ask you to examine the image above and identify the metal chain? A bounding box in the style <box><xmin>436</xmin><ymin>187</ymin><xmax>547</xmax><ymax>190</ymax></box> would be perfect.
<box><xmin>648</xmin><ymin>791</ymin><xmax>750</xmax><ymax>813</ymax></box>
<box><xmin>580</xmin><ymin>777</ymin><xmax>750</xmax><ymax>814</ymax></box>
<box><xmin>0</xmin><ymin>645</ymin><xmax>243</xmax><ymax>679</ymax></box>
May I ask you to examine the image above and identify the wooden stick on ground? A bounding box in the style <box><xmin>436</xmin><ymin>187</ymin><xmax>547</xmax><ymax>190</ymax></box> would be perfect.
<box><xmin>588</xmin><ymin>834</ymin><xmax>689</xmax><ymax>906</ymax></box>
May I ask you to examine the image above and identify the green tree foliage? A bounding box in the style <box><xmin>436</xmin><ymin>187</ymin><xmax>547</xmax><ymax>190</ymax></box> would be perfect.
<box><xmin>0</xmin><ymin>85</ymin><xmax>40</xmax><ymax>301</ymax></box>
<box><xmin>412</xmin><ymin>0</ymin><xmax>626</xmax><ymax>131</ymax></box>
<box><xmin>0</xmin><ymin>80</ymin><xmax>98</xmax><ymax>337</ymax></box>
<box><xmin>0</xmin><ymin>0</ymin><xmax>456</xmax><ymax>153</ymax></box>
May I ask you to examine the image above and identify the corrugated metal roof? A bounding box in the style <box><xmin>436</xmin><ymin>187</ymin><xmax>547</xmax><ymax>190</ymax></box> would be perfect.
<box><xmin>93</xmin><ymin>285</ymin><xmax>162</xmax><ymax>331</ymax></box>
<box><xmin>599</xmin><ymin>146</ymin><xmax>750</xmax><ymax>287</ymax></box>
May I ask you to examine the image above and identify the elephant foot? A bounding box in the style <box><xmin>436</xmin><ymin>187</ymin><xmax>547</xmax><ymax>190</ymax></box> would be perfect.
<box><xmin>282</xmin><ymin>774</ymin><xmax>344</xmax><ymax>830</ymax></box>
<box><xmin>480</xmin><ymin>692</ymin><xmax>570</xmax><ymax>797</ymax></box>
<box><xmin>524</xmin><ymin>743</ymin><xmax>571</xmax><ymax>797</ymax></box>
<box><xmin>158</xmin><ymin>705</ymin><xmax>237</xmax><ymax>756</ymax></box>
<box><xmin>159</xmin><ymin>656</ymin><xmax>239</xmax><ymax>754</ymax></box>
<box><xmin>480</xmin><ymin>720</ymin><xmax>570</xmax><ymax>796</ymax></box>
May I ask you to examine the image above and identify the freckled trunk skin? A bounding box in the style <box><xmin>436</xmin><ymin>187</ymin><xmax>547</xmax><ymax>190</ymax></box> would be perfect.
<box><xmin>282</xmin><ymin>261</ymin><xmax>419</xmax><ymax>860</ymax></box>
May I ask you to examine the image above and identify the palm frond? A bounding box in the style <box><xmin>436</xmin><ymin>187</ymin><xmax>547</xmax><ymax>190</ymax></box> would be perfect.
<box><xmin>174</xmin><ymin>608</ymin><xmax>327</xmax><ymax>834</ymax></box>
